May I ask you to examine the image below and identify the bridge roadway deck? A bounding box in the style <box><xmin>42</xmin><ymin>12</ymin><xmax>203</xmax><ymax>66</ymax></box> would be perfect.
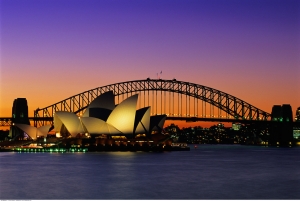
<box><xmin>1</xmin><ymin>117</ymin><xmax>300</xmax><ymax>127</ymax></box>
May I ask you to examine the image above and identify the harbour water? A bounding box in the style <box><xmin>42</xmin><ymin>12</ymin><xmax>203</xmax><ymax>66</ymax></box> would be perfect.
<box><xmin>0</xmin><ymin>144</ymin><xmax>299</xmax><ymax>200</ymax></box>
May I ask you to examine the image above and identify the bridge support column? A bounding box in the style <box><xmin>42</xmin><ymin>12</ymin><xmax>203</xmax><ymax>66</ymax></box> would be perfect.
<box><xmin>10</xmin><ymin>98</ymin><xmax>30</xmax><ymax>139</ymax></box>
<box><xmin>269</xmin><ymin>104</ymin><xmax>293</xmax><ymax>146</ymax></box>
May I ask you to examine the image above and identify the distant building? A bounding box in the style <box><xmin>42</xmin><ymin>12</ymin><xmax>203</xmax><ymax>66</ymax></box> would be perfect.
<box><xmin>294</xmin><ymin>107</ymin><xmax>300</xmax><ymax>139</ymax></box>
<box><xmin>165</xmin><ymin>123</ymin><xmax>180</xmax><ymax>134</ymax></box>
<box><xmin>293</xmin><ymin>129</ymin><xmax>300</xmax><ymax>139</ymax></box>
<box><xmin>296</xmin><ymin>107</ymin><xmax>300</xmax><ymax>122</ymax></box>
<box><xmin>232</xmin><ymin>123</ymin><xmax>241</xmax><ymax>131</ymax></box>
<box><xmin>217</xmin><ymin>123</ymin><xmax>224</xmax><ymax>128</ymax></box>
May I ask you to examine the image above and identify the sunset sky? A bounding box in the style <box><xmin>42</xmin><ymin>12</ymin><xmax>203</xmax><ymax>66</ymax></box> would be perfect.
<box><xmin>1</xmin><ymin>0</ymin><xmax>299</xmax><ymax>128</ymax></box>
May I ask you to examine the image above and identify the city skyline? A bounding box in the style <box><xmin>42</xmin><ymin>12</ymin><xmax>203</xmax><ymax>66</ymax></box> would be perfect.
<box><xmin>1</xmin><ymin>0</ymin><xmax>299</xmax><ymax>128</ymax></box>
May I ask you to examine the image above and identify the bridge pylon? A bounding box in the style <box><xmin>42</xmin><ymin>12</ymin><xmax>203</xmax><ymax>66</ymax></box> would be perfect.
<box><xmin>269</xmin><ymin>104</ymin><xmax>294</xmax><ymax>146</ymax></box>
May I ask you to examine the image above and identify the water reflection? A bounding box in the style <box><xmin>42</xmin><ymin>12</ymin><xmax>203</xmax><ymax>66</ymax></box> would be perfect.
<box><xmin>1</xmin><ymin>145</ymin><xmax>300</xmax><ymax>199</ymax></box>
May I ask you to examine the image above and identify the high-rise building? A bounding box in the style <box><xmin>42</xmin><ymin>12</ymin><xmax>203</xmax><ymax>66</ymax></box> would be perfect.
<box><xmin>294</xmin><ymin>107</ymin><xmax>300</xmax><ymax>140</ymax></box>
<box><xmin>232</xmin><ymin>123</ymin><xmax>241</xmax><ymax>131</ymax></box>
<box><xmin>296</xmin><ymin>107</ymin><xmax>300</xmax><ymax>122</ymax></box>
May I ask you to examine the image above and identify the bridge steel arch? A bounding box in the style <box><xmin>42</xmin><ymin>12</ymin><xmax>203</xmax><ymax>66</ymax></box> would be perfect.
<box><xmin>34</xmin><ymin>79</ymin><xmax>270</xmax><ymax>127</ymax></box>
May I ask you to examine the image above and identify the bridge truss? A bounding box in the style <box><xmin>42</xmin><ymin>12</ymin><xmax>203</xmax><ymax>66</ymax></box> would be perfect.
<box><xmin>33</xmin><ymin>79</ymin><xmax>270</xmax><ymax>127</ymax></box>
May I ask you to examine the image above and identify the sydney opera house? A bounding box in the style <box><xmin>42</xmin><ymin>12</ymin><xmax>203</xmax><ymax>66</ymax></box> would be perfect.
<box><xmin>12</xmin><ymin>91</ymin><xmax>167</xmax><ymax>142</ymax></box>
<box><xmin>53</xmin><ymin>91</ymin><xmax>167</xmax><ymax>138</ymax></box>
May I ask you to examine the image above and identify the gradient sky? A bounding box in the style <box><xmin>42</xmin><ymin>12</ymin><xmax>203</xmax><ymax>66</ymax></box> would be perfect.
<box><xmin>1</xmin><ymin>0</ymin><xmax>299</xmax><ymax>128</ymax></box>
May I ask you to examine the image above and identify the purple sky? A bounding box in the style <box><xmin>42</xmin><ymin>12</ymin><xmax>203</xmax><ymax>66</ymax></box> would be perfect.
<box><xmin>1</xmin><ymin>0</ymin><xmax>299</xmax><ymax>122</ymax></box>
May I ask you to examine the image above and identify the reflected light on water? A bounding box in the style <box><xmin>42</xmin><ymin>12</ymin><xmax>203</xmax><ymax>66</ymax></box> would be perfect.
<box><xmin>0</xmin><ymin>145</ymin><xmax>300</xmax><ymax>199</ymax></box>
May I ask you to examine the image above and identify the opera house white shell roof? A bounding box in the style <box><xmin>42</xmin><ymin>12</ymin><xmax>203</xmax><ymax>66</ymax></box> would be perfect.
<box><xmin>53</xmin><ymin>91</ymin><xmax>167</xmax><ymax>137</ymax></box>
<box><xmin>14</xmin><ymin>123</ymin><xmax>51</xmax><ymax>140</ymax></box>
<box><xmin>54</xmin><ymin>111</ymin><xmax>85</xmax><ymax>136</ymax></box>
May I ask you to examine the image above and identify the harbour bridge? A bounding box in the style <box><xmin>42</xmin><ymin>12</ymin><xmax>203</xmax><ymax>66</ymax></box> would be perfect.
<box><xmin>1</xmin><ymin>78</ymin><xmax>272</xmax><ymax>127</ymax></box>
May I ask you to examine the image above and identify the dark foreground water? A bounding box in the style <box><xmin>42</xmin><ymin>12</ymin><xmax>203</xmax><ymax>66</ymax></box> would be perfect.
<box><xmin>0</xmin><ymin>144</ymin><xmax>300</xmax><ymax>200</ymax></box>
